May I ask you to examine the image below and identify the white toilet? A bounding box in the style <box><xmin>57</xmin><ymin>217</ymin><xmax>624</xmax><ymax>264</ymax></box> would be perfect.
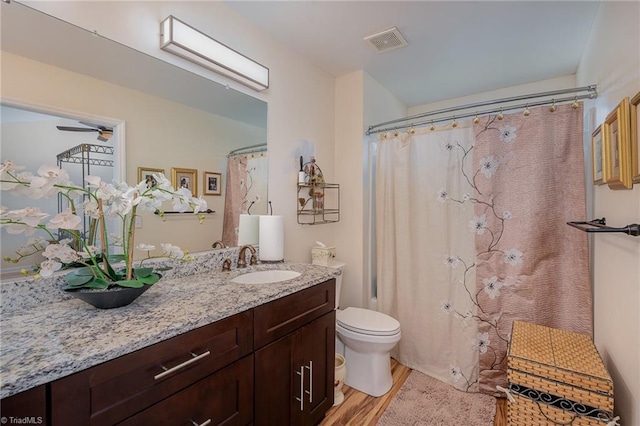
<box><xmin>329</xmin><ymin>262</ymin><xmax>401</xmax><ymax>397</ymax></box>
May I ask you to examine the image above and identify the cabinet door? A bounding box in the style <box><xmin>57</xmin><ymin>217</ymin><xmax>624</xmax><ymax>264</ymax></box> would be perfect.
<box><xmin>0</xmin><ymin>385</ymin><xmax>47</xmax><ymax>426</ymax></box>
<box><xmin>119</xmin><ymin>355</ymin><xmax>253</xmax><ymax>426</ymax></box>
<box><xmin>254</xmin><ymin>333</ymin><xmax>295</xmax><ymax>426</ymax></box>
<box><xmin>255</xmin><ymin>311</ymin><xmax>335</xmax><ymax>426</ymax></box>
<box><xmin>294</xmin><ymin>311</ymin><xmax>335</xmax><ymax>426</ymax></box>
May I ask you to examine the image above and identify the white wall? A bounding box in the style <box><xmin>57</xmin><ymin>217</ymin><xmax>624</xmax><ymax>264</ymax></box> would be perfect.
<box><xmin>576</xmin><ymin>2</ymin><xmax>640</xmax><ymax>423</ymax></box>
<box><xmin>15</xmin><ymin>1</ymin><xmax>337</xmax><ymax>263</ymax></box>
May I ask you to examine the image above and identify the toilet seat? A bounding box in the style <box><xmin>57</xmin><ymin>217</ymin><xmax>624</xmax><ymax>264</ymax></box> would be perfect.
<box><xmin>337</xmin><ymin>307</ymin><xmax>400</xmax><ymax>337</ymax></box>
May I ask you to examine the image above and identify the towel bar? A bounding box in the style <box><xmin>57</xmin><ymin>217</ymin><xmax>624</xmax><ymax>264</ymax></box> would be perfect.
<box><xmin>567</xmin><ymin>218</ymin><xmax>640</xmax><ymax>236</ymax></box>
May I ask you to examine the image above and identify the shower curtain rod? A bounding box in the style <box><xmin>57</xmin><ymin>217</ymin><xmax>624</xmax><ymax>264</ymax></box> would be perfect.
<box><xmin>366</xmin><ymin>85</ymin><xmax>597</xmax><ymax>135</ymax></box>
<box><xmin>227</xmin><ymin>143</ymin><xmax>267</xmax><ymax>157</ymax></box>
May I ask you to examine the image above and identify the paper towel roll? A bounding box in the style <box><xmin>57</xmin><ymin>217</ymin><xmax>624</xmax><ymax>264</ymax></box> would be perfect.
<box><xmin>238</xmin><ymin>214</ymin><xmax>259</xmax><ymax>246</ymax></box>
<box><xmin>259</xmin><ymin>215</ymin><xmax>284</xmax><ymax>261</ymax></box>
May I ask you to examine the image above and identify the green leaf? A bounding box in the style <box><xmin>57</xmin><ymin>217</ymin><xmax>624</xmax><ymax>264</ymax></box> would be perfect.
<box><xmin>62</xmin><ymin>277</ymin><xmax>108</xmax><ymax>290</ymax></box>
<box><xmin>133</xmin><ymin>267</ymin><xmax>154</xmax><ymax>278</ymax></box>
<box><xmin>107</xmin><ymin>254</ymin><xmax>127</xmax><ymax>263</ymax></box>
<box><xmin>137</xmin><ymin>274</ymin><xmax>160</xmax><ymax>285</ymax></box>
<box><xmin>83</xmin><ymin>278</ymin><xmax>109</xmax><ymax>289</ymax></box>
<box><xmin>70</xmin><ymin>266</ymin><xmax>98</xmax><ymax>276</ymax></box>
<box><xmin>63</xmin><ymin>273</ymin><xmax>93</xmax><ymax>286</ymax></box>
<box><xmin>103</xmin><ymin>256</ymin><xmax>118</xmax><ymax>281</ymax></box>
<box><xmin>116</xmin><ymin>279</ymin><xmax>144</xmax><ymax>288</ymax></box>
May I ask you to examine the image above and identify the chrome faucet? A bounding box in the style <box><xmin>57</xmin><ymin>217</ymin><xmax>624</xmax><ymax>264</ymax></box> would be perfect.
<box><xmin>212</xmin><ymin>240</ymin><xmax>227</xmax><ymax>249</ymax></box>
<box><xmin>237</xmin><ymin>245</ymin><xmax>258</xmax><ymax>268</ymax></box>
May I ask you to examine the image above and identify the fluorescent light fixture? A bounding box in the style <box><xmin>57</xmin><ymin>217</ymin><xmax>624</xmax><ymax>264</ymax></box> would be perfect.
<box><xmin>160</xmin><ymin>15</ymin><xmax>269</xmax><ymax>91</ymax></box>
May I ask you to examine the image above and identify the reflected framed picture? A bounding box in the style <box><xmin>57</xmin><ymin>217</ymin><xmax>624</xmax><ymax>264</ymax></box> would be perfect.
<box><xmin>603</xmin><ymin>97</ymin><xmax>632</xmax><ymax>190</ymax></box>
<box><xmin>171</xmin><ymin>167</ymin><xmax>198</xmax><ymax>197</ymax></box>
<box><xmin>204</xmin><ymin>171</ymin><xmax>222</xmax><ymax>196</ymax></box>
<box><xmin>631</xmin><ymin>91</ymin><xmax>640</xmax><ymax>184</ymax></box>
<box><xmin>137</xmin><ymin>167</ymin><xmax>165</xmax><ymax>189</ymax></box>
<box><xmin>591</xmin><ymin>125</ymin><xmax>605</xmax><ymax>185</ymax></box>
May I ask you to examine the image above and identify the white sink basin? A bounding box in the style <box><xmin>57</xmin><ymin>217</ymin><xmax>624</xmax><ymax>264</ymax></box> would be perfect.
<box><xmin>231</xmin><ymin>270</ymin><xmax>301</xmax><ymax>284</ymax></box>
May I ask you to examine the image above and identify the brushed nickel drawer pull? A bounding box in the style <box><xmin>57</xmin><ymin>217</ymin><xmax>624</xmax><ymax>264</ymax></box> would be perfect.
<box><xmin>295</xmin><ymin>366</ymin><xmax>305</xmax><ymax>411</ymax></box>
<box><xmin>305</xmin><ymin>361</ymin><xmax>313</xmax><ymax>402</ymax></box>
<box><xmin>190</xmin><ymin>419</ymin><xmax>211</xmax><ymax>426</ymax></box>
<box><xmin>154</xmin><ymin>350</ymin><xmax>211</xmax><ymax>380</ymax></box>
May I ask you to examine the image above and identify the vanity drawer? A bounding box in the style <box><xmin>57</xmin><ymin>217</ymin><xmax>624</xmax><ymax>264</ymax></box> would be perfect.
<box><xmin>118</xmin><ymin>355</ymin><xmax>253</xmax><ymax>426</ymax></box>
<box><xmin>253</xmin><ymin>279</ymin><xmax>335</xmax><ymax>349</ymax></box>
<box><xmin>51</xmin><ymin>310</ymin><xmax>253</xmax><ymax>426</ymax></box>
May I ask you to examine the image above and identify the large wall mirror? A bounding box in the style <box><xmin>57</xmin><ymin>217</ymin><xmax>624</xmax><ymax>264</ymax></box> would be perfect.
<box><xmin>0</xmin><ymin>2</ymin><xmax>268</xmax><ymax>276</ymax></box>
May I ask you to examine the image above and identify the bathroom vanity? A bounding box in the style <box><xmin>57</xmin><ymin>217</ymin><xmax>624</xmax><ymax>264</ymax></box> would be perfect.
<box><xmin>0</xmin><ymin>258</ymin><xmax>338</xmax><ymax>426</ymax></box>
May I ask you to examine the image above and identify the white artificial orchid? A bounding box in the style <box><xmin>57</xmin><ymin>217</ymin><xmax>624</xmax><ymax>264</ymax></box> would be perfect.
<box><xmin>0</xmin><ymin>160</ymin><xmax>207</xmax><ymax>288</ymax></box>
<box><xmin>47</xmin><ymin>209</ymin><xmax>83</xmax><ymax>231</ymax></box>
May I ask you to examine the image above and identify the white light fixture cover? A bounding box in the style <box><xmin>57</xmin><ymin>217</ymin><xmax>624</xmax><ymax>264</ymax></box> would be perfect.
<box><xmin>160</xmin><ymin>15</ymin><xmax>269</xmax><ymax>91</ymax></box>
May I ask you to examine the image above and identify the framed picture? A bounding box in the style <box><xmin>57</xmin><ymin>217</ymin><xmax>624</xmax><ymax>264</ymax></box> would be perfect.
<box><xmin>203</xmin><ymin>171</ymin><xmax>222</xmax><ymax>196</ymax></box>
<box><xmin>171</xmin><ymin>167</ymin><xmax>198</xmax><ymax>197</ymax></box>
<box><xmin>137</xmin><ymin>167</ymin><xmax>165</xmax><ymax>189</ymax></box>
<box><xmin>631</xmin><ymin>91</ymin><xmax>640</xmax><ymax>184</ymax></box>
<box><xmin>603</xmin><ymin>97</ymin><xmax>632</xmax><ymax>190</ymax></box>
<box><xmin>591</xmin><ymin>125</ymin><xmax>605</xmax><ymax>185</ymax></box>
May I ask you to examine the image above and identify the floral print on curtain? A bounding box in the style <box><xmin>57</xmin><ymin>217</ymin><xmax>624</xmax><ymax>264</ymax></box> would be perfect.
<box><xmin>221</xmin><ymin>153</ymin><xmax>268</xmax><ymax>247</ymax></box>
<box><xmin>439</xmin><ymin>103</ymin><xmax>592</xmax><ymax>394</ymax></box>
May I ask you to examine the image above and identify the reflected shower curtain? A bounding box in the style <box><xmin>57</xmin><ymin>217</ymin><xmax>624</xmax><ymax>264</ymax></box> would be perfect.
<box><xmin>221</xmin><ymin>152</ymin><xmax>268</xmax><ymax>247</ymax></box>
<box><xmin>376</xmin><ymin>103</ymin><xmax>591</xmax><ymax>394</ymax></box>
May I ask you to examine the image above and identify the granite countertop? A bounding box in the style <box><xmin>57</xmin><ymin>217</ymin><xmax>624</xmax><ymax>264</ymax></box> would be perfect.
<box><xmin>0</xmin><ymin>260</ymin><xmax>339</xmax><ymax>399</ymax></box>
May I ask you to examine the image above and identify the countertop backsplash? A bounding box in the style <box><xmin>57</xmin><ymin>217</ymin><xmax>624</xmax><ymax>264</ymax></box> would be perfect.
<box><xmin>0</xmin><ymin>247</ymin><xmax>251</xmax><ymax>315</ymax></box>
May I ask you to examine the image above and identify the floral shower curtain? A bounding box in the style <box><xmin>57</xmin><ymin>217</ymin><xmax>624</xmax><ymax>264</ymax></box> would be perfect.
<box><xmin>472</xmin><ymin>104</ymin><xmax>591</xmax><ymax>393</ymax></box>
<box><xmin>376</xmin><ymin>103</ymin><xmax>592</xmax><ymax>394</ymax></box>
<box><xmin>377</xmin><ymin>125</ymin><xmax>481</xmax><ymax>390</ymax></box>
<box><xmin>221</xmin><ymin>152</ymin><xmax>268</xmax><ymax>247</ymax></box>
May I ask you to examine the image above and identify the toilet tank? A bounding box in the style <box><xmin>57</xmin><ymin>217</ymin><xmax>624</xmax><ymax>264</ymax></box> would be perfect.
<box><xmin>329</xmin><ymin>261</ymin><xmax>346</xmax><ymax>309</ymax></box>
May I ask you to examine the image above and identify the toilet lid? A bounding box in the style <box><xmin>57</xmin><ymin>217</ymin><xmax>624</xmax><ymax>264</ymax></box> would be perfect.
<box><xmin>337</xmin><ymin>307</ymin><xmax>400</xmax><ymax>336</ymax></box>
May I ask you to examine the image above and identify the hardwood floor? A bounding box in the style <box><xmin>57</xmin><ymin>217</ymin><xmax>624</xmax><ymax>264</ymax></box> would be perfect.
<box><xmin>320</xmin><ymin>358</ymin><xmax>508</xmax><ymax>426</ymax></box>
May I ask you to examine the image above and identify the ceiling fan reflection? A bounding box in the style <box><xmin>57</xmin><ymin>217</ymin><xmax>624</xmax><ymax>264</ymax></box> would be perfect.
<box><xmin>56</xmin><ymin>121</ymin><xmax>113</xmax><ymax>142</ymax></box>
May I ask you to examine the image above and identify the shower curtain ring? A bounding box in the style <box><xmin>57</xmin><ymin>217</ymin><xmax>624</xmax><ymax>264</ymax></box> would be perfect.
<box><xmin>408</xmin><ymin>125</ymin><xmax>416</xmax><ymax>135</ymax></box>
<box><xmin>430</xmin><ymin>121</ymin><xmax>435</xmax><ymax>131</ymax></box>
<box><xmin>571</xmin><ymin>97</ymin><xmax>579</xmax><ymax>109</ymax></box>
<box><xmin>523</xmin><ymin>104</ymin><xmax>531</xmax><ymax>116</ymax></box>
<box><xmin>549</xmin><ymin>99</ymin><xmax>557</xmax><ymax>112</ymax></box>
<box><xmin>451</xmin><ymin>116</ymin><xmax>458</xmax><ymax>128</ymax></box>
<box><xmin>473</xmin><ymin>113</ymin><xmax>480</xmax><ymax>124</ymax></box>
<box><xmin>497</xmin><ymin>108</ymin><xmax>504</xmax><ymax>120</ymax></box>
<box><xmin>393</xmin><ymin>128</ymin><xmax>399</xmax><ymax>137</ymax></box>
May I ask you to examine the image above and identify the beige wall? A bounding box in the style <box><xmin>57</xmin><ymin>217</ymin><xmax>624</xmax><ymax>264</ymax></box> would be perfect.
<box><xmin>1</xmin><ymin>52</ymin><xmax>265</xmax><ymax>263</ymax></box>
<box><xmin>334</xmin><ymin>71</ymin><xmax>365</xmax><ymax>308</ymax></box>
<box><xmin>576</xmin><ymin>1</ymin><xmax>640</xmax><ymax>423</ymax></box>
<box><xmin>7</xmin><ymin>1</ymin><xmax>337</xmax><ymax>264</ymax></box>
<box><xmin>333</xmin><ymin>71</ymin><xmax>407</xmax><ymax>310</ymax></box>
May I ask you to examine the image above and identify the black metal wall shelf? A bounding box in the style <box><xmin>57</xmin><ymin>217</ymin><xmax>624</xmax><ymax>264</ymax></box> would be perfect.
<box><xmin>567</xmin><ymin>218</ymin><xmax>640</xmax><ymax>236</ymax></box>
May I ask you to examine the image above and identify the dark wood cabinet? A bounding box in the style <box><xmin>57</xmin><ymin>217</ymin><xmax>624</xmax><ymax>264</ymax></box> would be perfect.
<box><xmin>0</xmin><ymin>385</ymin><xmax>47</xmax><ymax>426</ymax></box>
<box><xmin>1</xmin><ymin>279</ymin><xmax>336</xmax><ymax>426</ymax></box>
<box><xmin>119</xmin><ymin>355</ymin><xmax>253</xmax><ymax>426</ymax></box>
<box><xmin>254</xmin><ymin>280</ymin><xmax>336</xmax><ymax>426</ymax></box>
<box><xmin>51</xmin><ymin>310</ymin><xmax>254</xmax><ymax>425</ymax></box>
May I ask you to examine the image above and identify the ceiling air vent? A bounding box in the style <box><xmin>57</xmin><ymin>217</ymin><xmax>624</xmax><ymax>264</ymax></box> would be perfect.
<box><xmin>364</xmin><ymin>27</ymin><xmax>408</xmax><ymax>53</ymax></box>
